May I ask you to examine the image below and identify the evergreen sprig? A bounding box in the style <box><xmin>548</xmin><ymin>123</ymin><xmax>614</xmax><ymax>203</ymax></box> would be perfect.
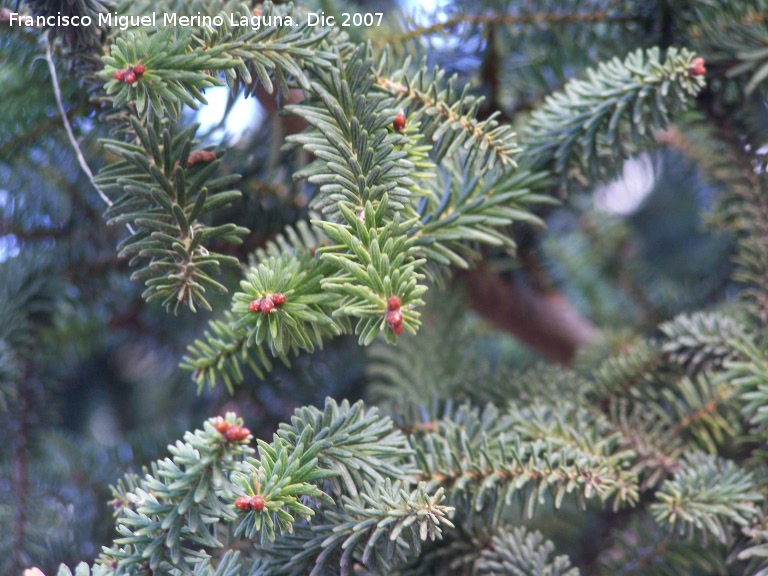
<box><xmin>102</xmin><ymin>28</ymin><xmax>236</xmax><ymax>118</ymax></box>
<box><xmin>275</xmin><ymin>399</ymin><xmax>417</xmax><ymax>497</ymax></box>
<box><xmin>181</xmin><ymin>312</ymin><xmax>282</xmax><ymax>394</ymax></box>
<box><xmin>684</xmin><ymin>1</ymin><xmax>768</xmax><ymax>94</ymax></box>
<box><xmin>414</xmin><ymin>160</ymin><xmax>552</xmax><ymax>269</ymax></box>
<box><xmin>737</xmin><ymin>505</ymin><xmax>768</xmax><ymax>575</ymax></box>
<box><xmin>251</xmin><ymin>482</ymin><xmax>453</xmax><ymax>576</ymax></box>
<box><xmin>375</xmin><ymin>52</ymin><xmax>521</xmax><ymax>170</ymax></box>
<box><xmin>174</xmin><ymin>1</ymin><xmax>340</xmax><ymax>96</ymax></box>
<box><xmin>728</xmin><ymin>174</ymin><xmax>768</xmax><ymax>325</ymax></box>
<box><xmin>608</xmin><ymin>399</ymin><xmax>683</xmax><ymax>491</ymax></box>
<box><xmin>409</xmin><ymin>402</ymin><xmax>638</xmax><ymax>521</ymax></box>
<box><xmin>475</xmin><ymin>527</ymin><xmax>580</xmax><ymax>576</ymax></box>
<box><xmin>315</xmin><ymin>199</ymin><xmax>427</xmax><ymax>344</ymax></box>
<box><xmin>660</xmin><ymin>374</ymin><xmax>740</xmax><ymax>454</ymax></box>
<box><xmin>660</xmin><ymin>311</ymin><xmax>750</xmax><ymax>375</ymax></box>
<box><xmin>521</xmin><ymin>47</ymin><xmax>705</xmax><ymax>184</ymax></box>
<box><xmin>721</xmin><ymin>333</ymin><xmax>768</xmax><ymax>439</ymax></box>
<box><xmin>182</xmin><ymin>221</ymin><xmax>328</xmax><ymax>389</ymax></box>
<box><xmin>599</xmin><ymin>516</ymin><xmax>730</xmax><ymax>576</ymax></box>
<box><xmin>588</xmin><ymin>339</ymin><xmax>666</xmax><ymax>406</ymax></box>
<box><xmin>287</xmin><ymin>44</ymin><xmax>420</xmax><ymax>222</ymax></box>
<box><xmin>100</xmin><ymin>413</ymin><xmax>254</xmax><ymax>574</ymax></box>
<box><xmin>97</xmin><ymin>117</ymin><xmax>247</xmax><ymax>313</ymax></box>
<box><xmin>232</xmin><ymin>434</ymin><xmax>336</xmax><ymax>544</ymax></box>
<box><xmin>651</xmin><ymin>451</ymin><xmax>762</xmax><ymax>543</ymax></box>
<box><xmin>390</xmin><ymin>523</ymin><xmax>581</xmax><ymax>576</ymax></box>
<box><xmin>233</xmin><ymin>398</ymin><xmax>416</xmax><ymax>543</ymax></box>
<box><xmin>231</xmin><ymin>248</ymin><xmax>344</xmax><ymax>355</ymax></box>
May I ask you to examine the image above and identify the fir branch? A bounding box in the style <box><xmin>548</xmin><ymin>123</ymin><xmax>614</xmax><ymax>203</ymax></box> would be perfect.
<box><xmin>233</xmin><ymin>398</ymin><xmax>416</xmax><ymax>543</ymax></box>
<box><xmin>183</xmin><ymin>222</ymin><xmax>337</xmax><ymax>389</ymax></box>
<box><xmin>588</xmin><ymin>339</ymin><xmax>666</xmax><ymax>409</ymax></box>
<box><xmin>96</xmin><ymin>117</ymin><xmax>248</xmax><ymax>313</ymax></box>
<box><xmin>506</xmin><ymin>399</ymin><xmax>639</xmax><ymax>510</ymax></box>
<box><xmin>375</xmin><ymin>53</ymin><xmax>521</xmax><ymax>170</ymax></box>
<box><xmin>685</xmin><ymin>1</ymin><xmax>768</xmax><ymax>94</ymax></box>
<box><xmin>410</xmin><ymin>402</ymin><xmax>638</xmax><ymax>520</ymax></box>
<box><xmin>608</xmin><ymin>399</ymin><xmax>683</xmax><ymax>491</ymax></box>
<box><xmin>721</xmin><ymin>333</ymin><xmax>768</xmax><ymax>439</ymax></box>
<box><xmin>475</xmin><ymin>527</ymin><xmax>580</xmax><ymax>576</ymax></box>
<box><xmin>99</xmin><ymin>414</ymin><xmax>254</xmax><ymax>574</ymax></box>
<box><xmin>737</xmin><ymin>505</ymin><xmax>768</xmax><ymax>575</ymax></box>
<box><xmin>391</xmin><ymin>523</ymin><xmax>581</xmax><ymax>576</ymax></box>
<box><xmin>181</xmin><ymin>312</ymin><xmax>285</xmax><ymax>394</ymax></box>
<box><xmin>730</xmin><ymin>175</ymin><xmax>768</xmax><ymax>325</ymax></box>
<box><xmin>651</xmin><ymin>451</ymin><xmax>761</xmax><ymax>544</ymax></box>
<box><xmin>253</xmin><ymin>482</ymin><xmax>453</xmax><ymax>576</ymax></box>
<box><xmin>275</xmin><ymin>398</ymin><xmax>417</xmax><ymax>497</ymax></box>
<box><xmin>367</xmin><ymin>290</ymin><xmax>479</xmax><ymax>404</ymax></box>
<box><xmin>287</xmin><ymin>44</ymin><xmax>420</xmax><ymax>222</ymax></box>
<box><xmin>232</xmin><ymin>433</ymin><xmax>336</xmax><ymax>544</ymax></box>
<box><xmin>101</xmin><ymin>27</ymin><xmax>237</xmax><ymax>118</ymax></box>
<box><xmin>314</xmin><ymin>199</ymin><xmax>428</xmax><ymax>344</ymax></box>
<box><xmin>231</xmin><ymin>248</ymin><xmax>344</xmax><ymax>355</ymax></box>
<box><xmin>599</xmin><ymin>515</ymin><xmax>730</xmax><ymax>576</ymax></box>
<box><xmin>662</xmin><ymin>374</ymin><xmax>740</xmax><ymax>454</ymax></box>
<box><xmin>667</xmin><ymin>109</ymin><xmax>768</xmax><ymax>324</ymax></box>
<box><xmin>207</xmin><ymin>2</ymin><xmax>338</xmax><ymax>96</ymax></box>
<box><xmin>414</xmin><ymin>159</ymin><xmax>552</xmax><ymax>269</ymax></box>
<box><xmin>660</xmin><ymin>311</ymin><xmax>750</xmax><ymax>376</ymax></box>
<box><xmin>520</xmin><ymin>46</ymin><xmax>705</xmax><ymax>185</ymax></box>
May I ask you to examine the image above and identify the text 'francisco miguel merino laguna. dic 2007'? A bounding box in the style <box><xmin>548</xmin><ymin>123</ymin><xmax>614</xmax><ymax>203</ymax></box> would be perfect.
<box><xmin>6</xmin><ymin>11</ymin><xmax>384</xmax><ymax>31</ymax></box>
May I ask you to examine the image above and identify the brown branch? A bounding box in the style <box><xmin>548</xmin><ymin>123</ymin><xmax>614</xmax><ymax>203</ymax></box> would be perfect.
<box><xmin>458</xmin><ymin>266</ymin><xmax>598</xmax><ymax>364</ymax></box>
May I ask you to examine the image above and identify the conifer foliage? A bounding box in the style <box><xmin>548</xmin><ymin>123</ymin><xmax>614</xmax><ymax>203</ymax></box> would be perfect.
<box><xmin>5</xmin><ymin>0</ymin><xmax>768</xmax><ymax>575</ymax></box>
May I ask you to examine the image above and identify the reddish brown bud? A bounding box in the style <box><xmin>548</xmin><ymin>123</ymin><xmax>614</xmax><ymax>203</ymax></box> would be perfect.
<box><xmin>690</xmin><ymin>57</ymin><xmax>706</xmax><ymax>76</ymax></box>
<box><xmin>124</xmin><ymin>71</ymin><xmax>137</xmax><ymax>85</ymax></box>
<box><xmin>260</xmin><ymin>297</ymin><xmax>274</xmax><ymax>314</ymax></box>
<box><xmin>386</xmin><ymin>309</ymin><xmax>403</xmax><ymax>327</ymax></box>
<box><xmin>234</xmin><ymin>496</ymin><xmax>252</xmax><ymax>510</ymax></box>
<box><xmin>387</xmin><ymin>308</ymin><xmax>404</xmax><ymax>335</ymax></box>
<box><xmin>272</xmin><ymin>293</ymin><xmax>286</xmax><ymax>307</ymax></box>
<box><xmin>113</xmin><ymin>69</ymin><xmax>126</xmax><ymax>81</ymax></box>
<box><xmin>393</xmin><ymin>112</ymin><xmax>406</xmax><ymax>133</ymax></box>
<box><xmin>133</xmin><ymin>63</ymin><xmax>146</xmax><ymax>76</ymax></box>
<box><xmin>250</xmin><ymin>495</ymin><xmax>265</xmax><ymax>511</ymax></box>
<box><xmin>252</xmin><ymin>8</ymin><xmax>262</xmax><ymax>16</ymax></box>
<box><xmin>387</xmin><ymin>296</ymin><xmax>401</xmax><ymax>311</ymax></box>
<box><xmin>224</xmin><ymin>425</ymin><xmax>251</xmax><ymax>442</ymax></box>
<box><xmin>249</xmin><ymin>299</ymin><xmax>263</xmax><ymax>313</ymax></box>
<box><xmin>213</xmin><ymin>417</ymin><xmax>229</xmax><ymax>433</ymax></box>
<box><xmin>186</xmin><ymin>150</ymin><xmax>217</xmax><ymax>167</ymax></box>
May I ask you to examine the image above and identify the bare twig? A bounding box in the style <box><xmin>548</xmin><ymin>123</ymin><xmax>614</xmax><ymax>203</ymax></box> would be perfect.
<box><xmin>45</xmin><ymin>42</ymin><xmax>112</xmax><ymax>208</ymax></box>
<box><xmin>45</xmin><ymin>42</ymin><xmax>138</xmax><ymax>235</ymax></box>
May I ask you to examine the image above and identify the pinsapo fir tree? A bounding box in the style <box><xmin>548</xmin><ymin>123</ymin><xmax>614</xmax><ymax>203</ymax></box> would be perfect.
<box><xmin>4</xmin><ymin>1</ymin><xmax>768</xmax><ymax>575</ymax></box>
